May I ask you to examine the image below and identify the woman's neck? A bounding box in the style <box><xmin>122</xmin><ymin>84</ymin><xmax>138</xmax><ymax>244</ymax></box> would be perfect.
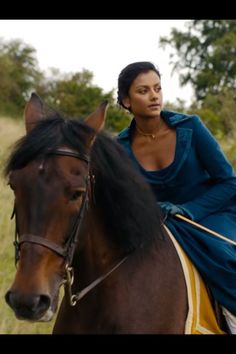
<box><xmin>134</xmin><ymin>117</ymin><xmax>164</xmax><ymax>140</ymax></box>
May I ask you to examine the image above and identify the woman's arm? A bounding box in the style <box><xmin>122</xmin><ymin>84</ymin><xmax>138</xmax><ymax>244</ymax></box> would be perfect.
<box><xmin>181</xmin><ymin>116</ymin><xmax>236</xmax><ymax>221</ymax></box>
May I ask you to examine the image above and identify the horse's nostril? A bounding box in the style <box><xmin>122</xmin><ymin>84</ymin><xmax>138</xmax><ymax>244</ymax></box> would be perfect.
<box><xmin>39</xmin><ymin>294</ymin><xmax>51</xmax><ymax>311</ymax></box>
<box><xmin>5</xmin><ymin>290</ymin><xmax>11</xmax><ymax>306</ymax></box>
<box><xmin>5</xmin><ymin>290</ymin><xmax>51</xmax><ymax>320</ymax></box>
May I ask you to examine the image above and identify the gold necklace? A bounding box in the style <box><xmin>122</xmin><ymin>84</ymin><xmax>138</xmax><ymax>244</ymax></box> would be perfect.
<box><xmin>135</xmin><ymin>124</ymin><xmax>158</xmax><ymax>140</ymax></box>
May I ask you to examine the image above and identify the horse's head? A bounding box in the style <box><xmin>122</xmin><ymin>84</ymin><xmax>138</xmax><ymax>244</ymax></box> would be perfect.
<box><xmin>5</xmin><ymin>93</ymin><xmax>108</xmax><ymax>321</ymax></box>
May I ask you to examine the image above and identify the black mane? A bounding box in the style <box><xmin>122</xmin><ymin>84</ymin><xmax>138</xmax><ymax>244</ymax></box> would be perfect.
<box><xmin>4</xmin><ymin>113</ymin><xmax>93</xmax><ymax>173</ymax></box>
<box><xmin>5</xmin><ymin>114</ymin><xmax>164</xmax><ymax>252</ymax></box>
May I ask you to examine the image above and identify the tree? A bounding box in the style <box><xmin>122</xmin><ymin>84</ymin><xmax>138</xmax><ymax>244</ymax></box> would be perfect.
<box><xmin>159</xmin><ymin>20</ymin><xmax>236</xmax><ymax>101</ymax></box>
<box><xmin>37</xmin><ymin>68</ymin><xmax>131</xmax><ymax>132</ymax></box>
<box><xmin>0</xmin><ymin>38</ymin><xmax>42</xmax><ymax>116</ymax></box>
<box><xmin>106</xmin><ymin>104</ymin><xmax>131</xmax><ymax>133</ymax></box>
<box><xmin>189</xmin><ymin>88</ymin><xmax>236</xmax><ymax>138</ymax></box>
<box><xmin>0</xmin><ymin>38</ymin><xmax>130</xmax><ymax>131</ymax></box>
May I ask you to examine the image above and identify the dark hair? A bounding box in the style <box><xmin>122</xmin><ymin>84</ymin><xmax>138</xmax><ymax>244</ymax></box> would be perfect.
<box><xmin>117</xmin><ymin>61</ymin><xmax>161</xmax><ymax>109</ymax></box>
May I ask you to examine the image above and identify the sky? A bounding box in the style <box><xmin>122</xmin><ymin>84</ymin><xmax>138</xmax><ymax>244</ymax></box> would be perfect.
<box><xmin>0</xmin><ymin>19</ymin><xmax>194</xmax><ymax>105</ymax></box>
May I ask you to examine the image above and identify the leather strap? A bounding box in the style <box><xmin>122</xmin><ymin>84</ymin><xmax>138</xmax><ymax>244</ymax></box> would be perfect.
<box><xmin>19</xmin><ymin>234</ymin><xmax>66</xmax><ymax>257</ymax></box>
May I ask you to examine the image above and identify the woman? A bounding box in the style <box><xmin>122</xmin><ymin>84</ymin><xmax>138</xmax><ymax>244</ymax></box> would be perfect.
<box><xmin>116</xmin><ymin>61</ymin><xmax>236</xmax><ymax>333</ymax></box>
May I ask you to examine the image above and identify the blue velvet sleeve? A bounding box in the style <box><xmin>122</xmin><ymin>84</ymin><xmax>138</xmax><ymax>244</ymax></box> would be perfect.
<box><xmin>181</xmin><ymin>116</ymin><xmax>236</xmax><ymax>221</ymax></box>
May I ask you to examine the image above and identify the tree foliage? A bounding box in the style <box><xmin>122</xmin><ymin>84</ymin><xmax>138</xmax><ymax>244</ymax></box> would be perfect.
<box><xmin>37</xmin><ymin>69</ymin><xmax>111</xmax><ymax>116</ymax></box>
<box><xmin>0</xmin><ymin>38</ymin><xmax>130</xmax><ymax>132</ymax></box>
<box><xmin>36</xmin><ymin>68</ymin><xmax>131</xmax><ymax>132</ymax></box>
<box><xmin>0</xmin><ymin>38</ymin><xmax>42</xmax><ymax>116</ymax></box>
<box><xmin>189</xmin><ymin>88</ymin><xmax>236</xmax><ymax>138</ymax></box>
<box><xmin>159</xmin><ymin>20</ymin><xmax>236</xmax><ymax>101</ymax></box>
<box><xmin>159</xmin><ymin>20</ymin><xmax>236</xmax><ymax>138</ymax></box>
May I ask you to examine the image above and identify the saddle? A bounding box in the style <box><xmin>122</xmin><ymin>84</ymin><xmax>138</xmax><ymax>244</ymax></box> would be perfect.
<box><xmin>164</xmin><ymin>225</ymin><xmax>227</xmax><ymax>334</ymax></box>
<box><xmin>213</xmin><ymin>299</ymin><xmax>230</xmax><ymax>334</ymax></box>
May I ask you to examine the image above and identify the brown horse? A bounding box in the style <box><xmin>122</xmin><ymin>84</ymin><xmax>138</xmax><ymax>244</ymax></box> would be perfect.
<box><xmin>4</xmin><ymin>93</ymin><xmax>188</xmax><ymax>334</ymax></box>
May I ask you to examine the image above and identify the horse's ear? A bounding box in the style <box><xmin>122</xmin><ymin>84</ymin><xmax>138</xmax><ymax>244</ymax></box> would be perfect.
<box><xmin>84</xmin><ymin>101</ymin><xmax>109</xmax><ymax>144</ymax></box>
<box><xmin>24</xmin><ymin>93</ymin><xmax>45</xmax><ymax>134</ymax></box>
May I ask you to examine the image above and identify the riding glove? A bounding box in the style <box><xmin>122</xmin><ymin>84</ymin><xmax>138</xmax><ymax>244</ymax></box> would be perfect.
<box><xmin>158</xmin><ymin>201</ymin><xmax>193</xmax><ymax>220</ymax></box>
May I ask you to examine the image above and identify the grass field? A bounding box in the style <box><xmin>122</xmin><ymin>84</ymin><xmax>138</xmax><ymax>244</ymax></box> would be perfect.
<box><xmin>0</xmin><ymin>116</ymin><xmax>58</xmax><ymax>334</ymax></box>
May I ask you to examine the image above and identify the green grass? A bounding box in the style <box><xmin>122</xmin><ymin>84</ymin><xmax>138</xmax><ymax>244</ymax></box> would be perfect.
<box><xmin>0</xmin><ymin>116</ymin><xmax>57</xmax><ymax>334</ymax></box>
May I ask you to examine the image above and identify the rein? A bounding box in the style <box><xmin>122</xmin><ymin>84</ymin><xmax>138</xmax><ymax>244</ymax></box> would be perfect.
<box><xmin>65</xmin><ymin>256</ymin><xmax>128</xmax><ymax>306</ymax></box>
<box><xmin>11</xmin><ymin>148</ymin><xmax>129</xmax><ymax>307</ymax></box>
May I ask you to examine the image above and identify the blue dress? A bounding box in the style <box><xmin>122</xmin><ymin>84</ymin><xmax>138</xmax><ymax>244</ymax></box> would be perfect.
<box><xmin>117</xmin><ymin>110</ymin><xmax>236</xmax><ymax>315</ymax></box>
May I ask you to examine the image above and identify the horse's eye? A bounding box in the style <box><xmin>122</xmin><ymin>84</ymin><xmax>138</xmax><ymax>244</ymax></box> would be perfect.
<box><xmin>70</xmin><ymin>190</ymin><xmax>83</xmax><ymax>201</ymax></box>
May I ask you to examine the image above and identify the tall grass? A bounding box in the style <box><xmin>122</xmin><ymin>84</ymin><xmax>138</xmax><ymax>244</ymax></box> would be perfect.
<box><xmin>0</xmin><ymin>116</ymin><xmax>58</xmax><ymax>334</ymax></box>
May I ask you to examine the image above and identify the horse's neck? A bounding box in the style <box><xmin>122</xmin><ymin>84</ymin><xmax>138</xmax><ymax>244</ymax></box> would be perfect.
<box><xmin>61</xmin><ymin>222</ymin><xmax>188</xmax><ymax>333</ymax></box>
<box><xmin>74</xmin><ymin>208</ymin><xmax>122</xmax><ymax>285</ymax></box>
<box><xmin>75</xmin><ymin>209</ymin><xmax>176</xmax><ymax>289</ymax></box>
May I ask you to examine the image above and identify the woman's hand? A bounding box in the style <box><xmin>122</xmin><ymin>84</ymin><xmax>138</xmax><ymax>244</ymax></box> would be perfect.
<box><xmin>158</xmin><ymin>201</ymin><xmax>193</xmax><ymax>220</ymax></box>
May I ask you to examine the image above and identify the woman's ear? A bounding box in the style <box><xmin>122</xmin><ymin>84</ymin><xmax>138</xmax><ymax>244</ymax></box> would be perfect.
<box><xmin>122</xmin><ymin>97</ymin><xmax>131</xmax><ymax>110</ymax></box>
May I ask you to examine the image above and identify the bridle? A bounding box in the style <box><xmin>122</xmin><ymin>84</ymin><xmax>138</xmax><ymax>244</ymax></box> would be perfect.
<box><xmin>11</xmin><ymin>148</ymin><xmax>128</xmax><ymax>306</ymax></box>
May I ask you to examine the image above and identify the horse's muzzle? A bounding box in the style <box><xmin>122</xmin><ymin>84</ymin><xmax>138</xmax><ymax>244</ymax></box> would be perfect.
<box><xmin>5</xmin><ymin>290</ymin><xmax>52</xmax><ymax>321</ymax></box>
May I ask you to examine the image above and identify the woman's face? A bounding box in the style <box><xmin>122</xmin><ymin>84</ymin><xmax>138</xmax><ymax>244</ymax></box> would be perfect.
<box><xmin>122</xmin><ymin>70</ymin><xmax>163</xmax><ymax>118</ymax></box>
